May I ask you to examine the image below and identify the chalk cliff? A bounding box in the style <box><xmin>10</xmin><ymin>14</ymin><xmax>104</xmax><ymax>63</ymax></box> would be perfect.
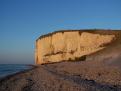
<box><xmin>1</xmin><ymin>30</ymin><xmax>121</xmax><ymax>91</ymax></box>
<box><xmin>35</xmin><ymin>30</ymin><xmax>117</xmax><ymax>64</ymax></box>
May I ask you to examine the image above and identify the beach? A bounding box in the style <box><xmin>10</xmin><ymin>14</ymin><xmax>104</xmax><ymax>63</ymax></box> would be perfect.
<box><xmin>0</xmin><ymin>60</ymin><xmax>121</xmax><ymax>91</ymax></box>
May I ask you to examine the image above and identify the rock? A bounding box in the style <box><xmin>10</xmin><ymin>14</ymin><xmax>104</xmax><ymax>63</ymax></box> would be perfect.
<box><xmin>35</xmin><ymin>30</ymin><xmax>115</xmax><ymax>64</ymax></box>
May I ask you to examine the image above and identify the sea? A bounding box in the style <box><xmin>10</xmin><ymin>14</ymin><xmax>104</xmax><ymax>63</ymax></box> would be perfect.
<box><xmin>0</xmin><ymin>64</ymin><xmax>32</xmax><ymax>78</ymax></box>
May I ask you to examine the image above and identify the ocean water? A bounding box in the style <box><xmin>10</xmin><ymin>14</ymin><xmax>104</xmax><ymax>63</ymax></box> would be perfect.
<box><xmin>0</xmin><ymin>64</ymin><xmax>32</xmax><ymax>78</ymax></box>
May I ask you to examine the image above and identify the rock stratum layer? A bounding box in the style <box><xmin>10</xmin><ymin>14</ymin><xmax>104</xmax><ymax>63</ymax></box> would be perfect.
<box><xmin>35</xmin><ymin>30</ymin><xmax>116</xmax><ymax>64</ymax></box>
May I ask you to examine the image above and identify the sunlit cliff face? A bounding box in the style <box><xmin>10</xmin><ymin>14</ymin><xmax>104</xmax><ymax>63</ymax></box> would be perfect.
<box><xmin>35</xmin><ymin>31</ymin><xmax>115</xmax><ymax>64</ymax></box>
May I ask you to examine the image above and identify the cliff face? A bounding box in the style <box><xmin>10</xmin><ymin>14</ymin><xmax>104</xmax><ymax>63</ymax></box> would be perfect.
<box><xmin>35</xmin><ymin>30</ymin><xmax>118</xmax><ymax>64</ymax></box>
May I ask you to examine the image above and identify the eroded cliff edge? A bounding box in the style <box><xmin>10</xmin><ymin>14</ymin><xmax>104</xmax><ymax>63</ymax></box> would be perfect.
<box><xmin>35</xmin><ymin>30</ymin><xmax>120</xmax><ymax>64</ymax></box>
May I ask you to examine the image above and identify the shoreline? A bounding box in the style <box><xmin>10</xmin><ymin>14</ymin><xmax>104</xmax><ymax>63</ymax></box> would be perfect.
<box><xmin>0</xmin><ymin>64</ymin><xmax>38</xmax><ymax>82</ymax></box>
<box><xmin>0</xmin><ymin>62</ymin><xmax>121</xmax><ymax>91</ymax></box>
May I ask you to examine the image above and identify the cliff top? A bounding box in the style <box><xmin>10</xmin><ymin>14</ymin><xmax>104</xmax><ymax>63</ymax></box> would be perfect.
<box><xmin>37</xmin><ymin>29</ymin><xmax>121</xmax><ymax>41</ymax></box>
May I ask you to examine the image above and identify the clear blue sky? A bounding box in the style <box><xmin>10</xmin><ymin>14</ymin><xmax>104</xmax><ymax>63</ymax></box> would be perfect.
<box><xmin>0</xmin><ymin>0</ymin><xmax>121</xmax><ymax>64</ymax></box>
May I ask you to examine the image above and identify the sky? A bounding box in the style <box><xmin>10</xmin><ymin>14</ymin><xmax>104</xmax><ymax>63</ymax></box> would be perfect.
<box><xmin>0</xmin><ymin>0</ymin><xmax>121</xmax><ymax>64</ymax></box>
